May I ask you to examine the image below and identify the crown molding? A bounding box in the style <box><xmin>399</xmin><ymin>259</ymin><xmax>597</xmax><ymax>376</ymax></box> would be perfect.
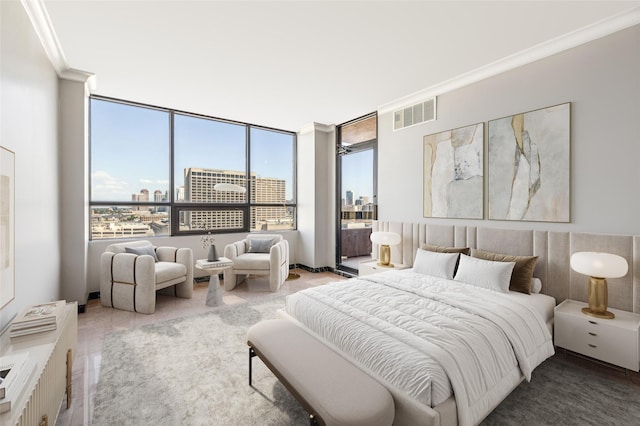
<box><xmin>21</xmin><ymin>0</ymin><xmax>67</xmax><ymax>73</ymax></box>
<box><xmin>21</xmin><ymin>0</ymin><xmax>96</xmax><ymax>90</ymax></box>
<box><xmin>378</xmin><ymin>6</ymin><xmax>640</xmax><ymax>115</ymax></box>
<box><xmin>59</xmin><ymin>68</ymin><xmax>97</xmax><ymax>88</ymax></box>
<box><xmin>298</xmin><ymin>122</ymin><xmax>335</xmax><ymax>135</ymax></box>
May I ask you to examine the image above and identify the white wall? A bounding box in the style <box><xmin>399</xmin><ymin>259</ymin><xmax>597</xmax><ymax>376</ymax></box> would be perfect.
<box><xmin>315</xmin><ymin>127</ymin><xmax>336</xmax><ymax>268</ymax></box>
<box><xmin>59</xmin><ymin>79</ymin><xmax>90</xmax><ymax>305</ymax></box>
<box><xmin>0</xmin><ymin>1</ymin><xmax>61</xmax><ymax>330</ymax></box>
<box><xmin>297</xmin><ymin>127</ymin><xmax>316</xmax><ymax>267</ymax></box>
<box><xmin>378</xmin><ymin>24</ymin><xmax>640</xmax><ymax>236</ymax></box>
<box><xmin>297</xmin><ymin>124</ymin><xmax>336</xmax><ymax>269</ymax></box>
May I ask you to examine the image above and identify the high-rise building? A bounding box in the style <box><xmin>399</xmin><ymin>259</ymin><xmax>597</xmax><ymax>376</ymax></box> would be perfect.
<box><xmin>150</xmin><ymin>190</ymin><xmax>165</xmax><ymax>213</ymax></box>
<box><xmin>176</xmin><ymin>186</ymin><xmax>185</xmax><ymax>201</ymax></box>
<box><xmin>346</xmin><ymin>190</ymin><xmax>353</xmax><ymax>206</ymax></box>
<box><xmin>131</xmin><ymin>189</ymin><xmax>150</xmax><ymax>211</ymax></box>
<box><xmin>183</xmin><ymin>168</ymin><xmax>288</xmax><ymax>231</ymax></box>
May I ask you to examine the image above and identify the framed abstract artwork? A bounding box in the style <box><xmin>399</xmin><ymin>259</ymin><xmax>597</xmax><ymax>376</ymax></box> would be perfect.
<box><xmin>423</xmin><ymin>123</ymin><xmax>483</xmax><ymax>219</ymax></box>
<box><xmin>488</xmin><ymin>103</ymin><xmax>570</xmax><ymax>222</ymax></box>
<box><xmin>0</xmin><ymin>146</ymin><xmax>15</xmax><ymax>308</ymax></box>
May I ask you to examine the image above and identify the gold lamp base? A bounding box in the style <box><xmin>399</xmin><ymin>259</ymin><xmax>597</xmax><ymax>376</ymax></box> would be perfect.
<box><xmin>377</xmin><ymin>244</ymin><xmax>394</xmax><ymax>268</ymax></box>
<box><xmin>581</xmin><ymin>307</ymin><xmax>615</xmax><ymax>319</ymax></box>
<box><xmin>583</xmin><ymin>276</ymin><xmax>615</xmax><ymax>319</ymax></box>
<box><xmin>286</xmin><ymin>271</ymin><xmax>300</xmax><ymax>281</ymax></box>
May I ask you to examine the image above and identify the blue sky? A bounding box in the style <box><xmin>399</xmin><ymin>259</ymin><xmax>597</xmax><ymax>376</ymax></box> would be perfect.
<box><xmin>341</xmin><ymin>149</ymin><xmax>374</xmax><ymax>203</ymax></box>
<box><xmin>90</xmin><ymin>99</ymin><xmax>295</xmax><ymax>202</ymax></box>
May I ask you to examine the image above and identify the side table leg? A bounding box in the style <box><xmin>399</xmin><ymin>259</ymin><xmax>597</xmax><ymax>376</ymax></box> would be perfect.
<box><xmin>206</xmin><ymin>273</ymin><xmax>223</xmax><ymax>306</ymax></box>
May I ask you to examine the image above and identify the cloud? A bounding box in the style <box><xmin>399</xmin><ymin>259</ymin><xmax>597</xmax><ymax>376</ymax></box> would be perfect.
<box><xmin>92</xmin><ymin>171</ymin><xmax>130</xmax><ymax>198</ymax></box>
<box><xmin>139</xmin><ymin>179</ymin><xmax>153</xmax><ymax>184</ymax></box>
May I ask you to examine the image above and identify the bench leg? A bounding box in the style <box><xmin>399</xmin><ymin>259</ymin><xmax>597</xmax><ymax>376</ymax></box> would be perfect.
<box><xmin>249</xmin><ymin>347</ymin><xmax>256</xmax><ymax>386</ymax></box>
<box><xmin>248</xmin><ymin>344</ymin><xmax>321</xmax><ymax>426</ymax></box>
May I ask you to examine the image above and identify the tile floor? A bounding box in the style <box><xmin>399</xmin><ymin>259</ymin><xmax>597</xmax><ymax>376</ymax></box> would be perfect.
<box><xmin>55</xmin><ymin>269</ymin><xmax>640</xmax><ymax>425</ymax></box>
<box><xmin>55</xmin><ymin>269</ymin><xmax>345</xmax><ymax>426</ymax></box>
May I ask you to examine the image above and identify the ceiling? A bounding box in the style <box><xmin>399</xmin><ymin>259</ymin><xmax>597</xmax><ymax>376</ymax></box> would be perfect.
<box><xmin>43</xmin><ymin>1</ymin><xmax>640</xmax><ymax>131</ymax></box>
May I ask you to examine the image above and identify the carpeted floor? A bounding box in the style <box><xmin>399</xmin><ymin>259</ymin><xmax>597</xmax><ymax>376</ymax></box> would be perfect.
<box><xmin>93</xmin><ymin>295</ymin><xmax>307</xmax><ymax>426</ymax></box>
<box><xmin>93</xmin><ymin>295</ymin><xmax>640</xmax><ymax>426</ymax></box>
<box><xmin>481</xmin><ymin>356</ymin><xmax>640</xmax><ymax>425</ymax></box>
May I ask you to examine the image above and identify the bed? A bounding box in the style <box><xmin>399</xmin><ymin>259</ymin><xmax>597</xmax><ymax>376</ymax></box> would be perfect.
<box><xmin>269</xmin><ymin>221</ymin><xmax>639</xmax><ymax>425</ymax></box>
<box><xmin>282</xmin><ymin>267</ymin><xmax>555</xmax><ymax>426</ymax></box>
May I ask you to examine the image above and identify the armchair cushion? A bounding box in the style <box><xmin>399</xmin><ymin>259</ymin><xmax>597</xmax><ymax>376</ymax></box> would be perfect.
<box><xmin>233</xmin><ymin>253</ymin><xmax>272</xmax><ymax>270</ymax></box>
<box><xmin>125</xmin><ymin>244</ymin><xmax>158</xmax><ymax>262</ymax></box>
<box><xmin>155</xmin><ymin>262</ymin><xmax>188</xmax><ymax>284</ymax></box>
<box><xmin>106</xmin><ymin>240</ymin><xmax>153</xmax><ymax>254</ymax></box>
<box><xmin>247</xmin><ymin>235</ymin><xmax>279</xmax><ymax>253</ymax></box>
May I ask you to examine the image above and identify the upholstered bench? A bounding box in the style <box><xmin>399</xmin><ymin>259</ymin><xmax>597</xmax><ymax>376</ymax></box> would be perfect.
<box><xmin>247</xmin><ymin>319</ymin><xmax>395</xmax><ymax>426</ymax></box>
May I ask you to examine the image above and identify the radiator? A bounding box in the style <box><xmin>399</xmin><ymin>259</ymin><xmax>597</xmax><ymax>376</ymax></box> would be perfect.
<box><xmin>11</xmin><ymin>305</ymin><xmax>78</xmax><ymax>426</ymax></box>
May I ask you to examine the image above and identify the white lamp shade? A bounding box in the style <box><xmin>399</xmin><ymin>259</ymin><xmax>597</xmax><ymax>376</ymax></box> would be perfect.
<box><xmin>370</xmin><ymin>231</ymin><xmax>401</xmax><ymax>246</ymax></box>
<box><xmin>213</xmin><ymin>183</ymin><xmax>246</xmax><ymax>193</ymax></box>
<box><xmin>570</xmin><ymin>252</ymin><xmax>628</xmax><ymax>278</ymax></box>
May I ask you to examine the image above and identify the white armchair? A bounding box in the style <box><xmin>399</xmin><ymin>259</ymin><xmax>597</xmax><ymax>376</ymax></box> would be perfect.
<box><xmin>100</xmin><ymin>240</ymin><xmax>193</xmax><ymax>314</ymax></box>
<box><xmin>224</xmin><ymin>234</ymin><xmax>289</xmax><ymax>292</ymax></box>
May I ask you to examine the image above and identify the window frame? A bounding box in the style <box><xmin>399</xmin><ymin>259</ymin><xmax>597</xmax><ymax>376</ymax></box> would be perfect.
<box><xmin>335</xmin><ymin>112</ymin><xmax>378</xmax><ymax>275</ymax></box>
<box><xmin>89</xmin><ymin>95</ymin><xmax>297</xmax><ymax>240</ymax></box>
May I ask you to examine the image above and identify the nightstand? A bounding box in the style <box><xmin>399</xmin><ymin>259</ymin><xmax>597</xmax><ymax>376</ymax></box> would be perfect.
<box><xmin>359</xmin><ymin>260</ymin><xmax>409</xmax><ymax>276</ymax></box>
<box><xmin>554</xmin><ymin>299</ymin><xmax>640</xmax><ymax>371</ymax></box>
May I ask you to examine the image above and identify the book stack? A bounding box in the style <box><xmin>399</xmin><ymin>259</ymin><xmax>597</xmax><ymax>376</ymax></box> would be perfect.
<box><xmin>0</xmin><ymin>353</ymin><xmax>36</xmax><ymax>413</ymax></box>
<box><xmin>9</xmin><ymin>300</ymin><xmax>65</xmax><ymax>338</ymax></box>
<box><xmin>196</xmin><ymin>257</ymin><xmax>233</xmax><ymax>269</ymax></box>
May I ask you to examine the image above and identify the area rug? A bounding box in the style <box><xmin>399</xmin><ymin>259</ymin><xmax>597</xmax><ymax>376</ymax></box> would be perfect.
<box><xmin>94</xmin><ymin>296</ymin><xmax>640</xmax><ymax>425</ymax></box>
<box><xmin>92</xmin><ymin>296</ymin><xmax>307</xmax><ymax>425</ymax></box>
<box><xmin>481</xmin><ymin>357</ymin><xmax>640</xmax><ymax>425</ymax></box>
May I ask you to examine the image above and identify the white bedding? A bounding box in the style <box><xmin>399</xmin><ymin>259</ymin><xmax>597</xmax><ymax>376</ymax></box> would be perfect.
<box><xmin>505</xmin><ymin>290</ymin><xmax>556</xmax><ymax>333</ymax></box>
<box><xmin>284</xmin><ymin>269</ymin><xmax>555</xmax><ymax>426</ymax></box>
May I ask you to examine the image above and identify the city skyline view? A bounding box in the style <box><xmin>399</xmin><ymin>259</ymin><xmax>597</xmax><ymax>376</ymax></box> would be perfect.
<box><xmin>90</xmin><ymin>99</ymin><xmax>295</xmax><ymax>203</ymax></box>
<box><xmin>341</xmin><ymin>149</ymin><xmax>374</xmax><ymax>205</ymax></box>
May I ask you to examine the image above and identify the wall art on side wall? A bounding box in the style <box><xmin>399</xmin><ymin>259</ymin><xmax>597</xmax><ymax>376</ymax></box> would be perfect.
<box><xmin>0</xmin><ymin>146</ymin><xmax>15</xmax><ymax>308</ymax></box>
<box><xmin>423</xmin><ymin>123</ymin><xmax>483</xmax><ymax>219</ymax></box>
<box><xmin>488</xmin><ymin>102</ymin><xmax>570</xmax><ymax>222</ymax></box>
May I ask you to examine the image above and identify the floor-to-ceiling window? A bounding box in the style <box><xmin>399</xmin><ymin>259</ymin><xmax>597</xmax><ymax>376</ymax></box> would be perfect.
<box><xmin>89</xmin><ymin>96</ymin><xmax>296</xmax><ymax>240</ymax></box>
<box><xmin>336</xmin><ymin>113</ymin><xmax>377</xmax><ymax>274</ymax></box>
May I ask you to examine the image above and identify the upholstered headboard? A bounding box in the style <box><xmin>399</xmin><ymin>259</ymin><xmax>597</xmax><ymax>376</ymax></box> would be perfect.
<box><xmin>372</xmin><ymin>221</ymin><xmax>640</xmax><ymax>314</ymax></box>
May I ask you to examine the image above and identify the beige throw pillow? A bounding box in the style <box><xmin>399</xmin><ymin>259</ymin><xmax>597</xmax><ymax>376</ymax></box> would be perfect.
<box><xmin>421</xmin><ymin>243</ymin><xmax>470</xmax><ymax>256</ymax></box>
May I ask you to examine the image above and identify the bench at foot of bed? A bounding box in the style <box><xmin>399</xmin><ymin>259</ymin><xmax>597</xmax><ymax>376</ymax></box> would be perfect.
<box><xmin>247</xmin><ymin>318</ymin><xmax>395</xmax><ymax>426</ymax></box>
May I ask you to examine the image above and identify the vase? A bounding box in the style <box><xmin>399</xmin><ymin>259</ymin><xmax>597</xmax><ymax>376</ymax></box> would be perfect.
<box><xmin>207</xmin><ymin>244</ymin><xmax>219</xmax><ymax>262</ymax></box>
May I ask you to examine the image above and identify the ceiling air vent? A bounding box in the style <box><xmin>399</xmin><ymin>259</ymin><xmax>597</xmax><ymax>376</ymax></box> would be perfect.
<box><xmin>393</xmin><ymin>97</ymin><xmax>436</xmax><ymax>131</ymax></box>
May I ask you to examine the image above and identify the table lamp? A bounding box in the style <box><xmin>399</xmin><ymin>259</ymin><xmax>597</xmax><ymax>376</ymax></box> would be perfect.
<box><xmin>570</xmin><ymin>251</ymin><xmax>628</xmax><ymax>319</ymax></box>
<box><xmin>370</xmin><ymin>231</ymin><xmax>401</xmax><ymax>267</ymax></box>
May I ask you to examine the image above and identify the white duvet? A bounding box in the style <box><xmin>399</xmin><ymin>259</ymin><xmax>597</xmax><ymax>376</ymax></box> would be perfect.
<box><xmin>284</xmin><ymin>269</ymin><xmax>555</xmax><ymax>426</ymax></box>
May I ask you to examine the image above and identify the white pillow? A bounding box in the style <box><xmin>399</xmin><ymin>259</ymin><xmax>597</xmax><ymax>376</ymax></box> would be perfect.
<box><xmin>531</xmin><ymin>277</ymin><xmax>542</xmax><ymax>294</ymax></box>
<box><xmin>413</xmin><ymin>249</ymin><xmax>459</xmax><ymax>280</ymax></box>
<box><xmin>454</xmin><ymin>254</ymin><xmax>515</xmax><ymax>293</ymax></box>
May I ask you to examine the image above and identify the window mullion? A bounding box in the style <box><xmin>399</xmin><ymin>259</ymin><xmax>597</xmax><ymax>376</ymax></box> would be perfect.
<box><xmin>89</xmin><ymin>96</ymin><xmax>296</xmax><ymax>240</ymax></box>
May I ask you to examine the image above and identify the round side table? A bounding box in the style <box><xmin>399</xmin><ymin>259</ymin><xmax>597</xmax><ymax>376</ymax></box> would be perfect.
<box><xmin>195</xmin><ymin>261</ymin><xmax>233</xmax><ymax>307</ymax></box>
